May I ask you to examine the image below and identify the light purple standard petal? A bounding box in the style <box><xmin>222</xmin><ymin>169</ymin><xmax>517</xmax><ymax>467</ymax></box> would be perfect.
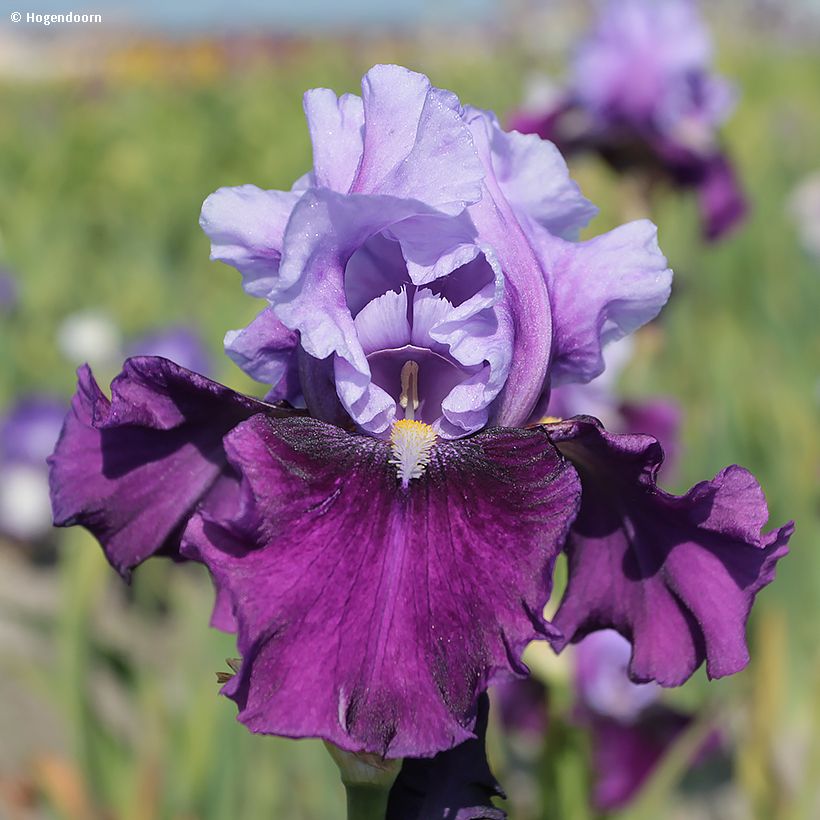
<box><xmin>463</xmin><ymin>110</ymin><xmax>555</xmax><ymax>429</ymax></box>
<box><xmin>224</xmin><ymin>307</ymin><xmax>302</xmax><ymax>403</ymax></box>
<box><xmin>350</xmin><ymin>65</ymin><xmax>484</xmax><ymax>213</ymax></box>
<box><xmin>467</xmin><ymin>107</ymin><xmax>597</xmax><ymax>240</ymax></box>
<box><xmin>47</xmin><ymin>357</ymin><xmax>283</xmax><ymax>581</ymax></box>
<box><xmin>186</xmin><ymin>416</ymin><xmax>581</xmax><ymax>757</ymax></box>
<box><xmin>199</xmin><ymin>184</ymin><xmax>301</xmax><ymax>298</ymax></box>
<box><xmin>547</xmin><ymin>416</ymin><xmax>792</xmax><ymax>685</ymax></box>
<box><xmin>302</xmin><ymin>88</ymin><xmax>364</xmax><ymax>192</ymax></box>
<box><xmin>533</xmin><ymin>219</ymin><xmax>672</xmax><ymax>387</ymax></box>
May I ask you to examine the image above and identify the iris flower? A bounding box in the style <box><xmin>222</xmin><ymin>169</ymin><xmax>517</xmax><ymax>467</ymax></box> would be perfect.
<box><xmin>510</xmin><ymin>0</ymin><xmax>747</xmax><ymax>241</ymax></box>
<box><xmin>49</xmin><ymin>65</ymin><xmax>790</xmax><ymax>814</ymax></box>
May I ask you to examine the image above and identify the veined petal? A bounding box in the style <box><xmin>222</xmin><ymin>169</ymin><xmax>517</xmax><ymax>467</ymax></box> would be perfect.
<box><xmin>186</xmin><ymin>416</ymin><xmax>581</xmax><ymax>757</ymax></box>
<box><xmin>199</xmin><ymin>184</ymin><xmax>301</xmax><ymax>299</ymax></box>
<box><xmin>546</xmin><ymin>416</ymin><xmax>793</xmax><ymax>685</ymax></box>
<box><xmin>47</xmin><ymin>357</ymin><xmax>284</xmax><ymax>581</ymax></box>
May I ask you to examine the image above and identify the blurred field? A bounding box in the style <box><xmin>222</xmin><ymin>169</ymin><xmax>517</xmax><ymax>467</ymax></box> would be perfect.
<box><xmin>0</xmin><ymin>22</ymin><xmax>818</xmax><ymax>820</ymax></box>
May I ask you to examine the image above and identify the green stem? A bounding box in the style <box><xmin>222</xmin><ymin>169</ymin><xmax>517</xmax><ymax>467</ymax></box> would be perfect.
<box><xmin>344</xmin><ymin>782</ymin><xmax>392</xmax><ymax>820</ymax></box>
<box><xmin>325</xmin><ymin>742</ymin><xmax>401</xmax><ymax>820</ymax></box>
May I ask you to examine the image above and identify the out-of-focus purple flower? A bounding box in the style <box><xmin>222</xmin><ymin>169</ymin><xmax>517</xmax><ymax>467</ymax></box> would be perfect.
<box><xmin>0</xmin><ymin>397</ymin><xmax>65</xmax><ymax>542</ymax></box>
<box><xmin>510</xmin><ymin>0</ymin><xmax>746</xmax><ymax>241</ymax></box>
<box><xmin>573</xmin><ymin>630</ymin><xmax>714</xmax><ymax>811</ymax></box>
<box><xmin>126</xmin><ymin>326</ymin><xmax>214</xmax><ymax>377</ymax></box>
<box><xmin>49</xmin><ymin>65</ymin><xmax>790</xmax><ymax>770</ymax></box>
<box><xmin>0</xmin><ymin>267</ymin><xmax>18</xmax><ymax>314</ymax></box>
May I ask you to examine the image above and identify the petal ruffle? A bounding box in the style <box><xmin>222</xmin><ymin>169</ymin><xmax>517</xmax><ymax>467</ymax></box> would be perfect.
<box><xmin>546</xmin><ymin>416</ymin><xmax>792</xmax><ymax>685</ymax></box>
<box><xmin>185</xmin><ymin>416</ymin><xmax>581</xmax><ymax>757</ymax></box>
<box><xmin>351</xmin><ymin>65</ymin><xmax>484</xmax><ymax>213</ymax></box>
<box><xmin>533</xmin><ymin>220</ymin><xmax>672</xmax><ymax>387</ymax></box>
<box><xmin>303</xmin><ymin>88</ymin><xmax>364</xmax><ymax>193</ymax></box>
<box><xmin>47</xmin><ymin>357</ymin><xmax>281</xmax><ymax>580</ymax></box>
<box><xmin>224</xmin><ymin>307</ymin><xmax>302</xmax><ymax>403</ymax></box>
<box><xmin>386</xmin><ymin>695</ymin><xmax>506</xmax><ymax>819</ymax></box>
<box><xmin>199</xmin><ymin>184</ymin><xmax>301</xmax><ymax>298</ymax></box>
<box><xmin>467</xmin><ymin>107</ymin><xmax>597</xmax><ymax>240</ymax></box>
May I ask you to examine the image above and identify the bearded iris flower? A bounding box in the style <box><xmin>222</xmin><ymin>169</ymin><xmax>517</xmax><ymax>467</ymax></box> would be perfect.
<box><xmin>49</xmin><ymin>65</ymin><xmax>790</xmax><ymax>812</ymax></box>
<box><xmin>510</xmin><ymin>0</ymin><xmax>747</xmax><ymax>241</ymax></box>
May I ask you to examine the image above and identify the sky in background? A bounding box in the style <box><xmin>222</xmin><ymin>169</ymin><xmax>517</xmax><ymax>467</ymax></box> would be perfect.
<box><xmin>12</xmin><ymin>0</ymin><xmax>500</xmax><ymax>32</ymax></box>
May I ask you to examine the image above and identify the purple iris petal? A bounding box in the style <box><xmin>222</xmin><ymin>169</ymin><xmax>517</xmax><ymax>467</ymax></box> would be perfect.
<box><xmin>184</xmin><ymin>416</ymin><xmax>581</xmax><ymax>756</ymax></box>
<box><xmin>532</xmin><ymin>220</ymin><xmax>672</xmax><ymax>388</ymax></box>
<box><xmin>199</xmin><ymin>184</ymin><xmax>301</xmax><ymax>298</ymax></box>
<box><xmin>349</xmin><ymin>65</ymin><xmax>484</xmax><ymax>212</ymax></box>
<box><xmin>462</xmin><ymin>111</ymin><xmax>554</xmax><ymax>429</ymax></box>
<box><xmin>302</xmin><ymin>88</ymin><xmax>364</xmax><ymax>192</ymax></box>
<box><xmin>468</xmin><ymin>107</ymin><xmax>597</xmax><ymax>240</ymax></box>
<box><xmin>127</xmin><ymin>326</ymin><xmax>214</xmax><ymax>377</ymax></box>
<box><xmin>47</xmin><ymin>357</ymin><xmax>285</xmax><ymax>582</ymax></box>
<box><xmin>546</xmin><ymin>416</ymin><xmax>792</xmax><ymax>685</ymax></box>
<box><xmin>223</xmin><ymin>307</ymin><xmax>302</xmax><ymax>403</ymax></box>
<box><xmin>386</xmin><ymin>695</ymin><xmax>506</xmax><ymax>820</ymax></box>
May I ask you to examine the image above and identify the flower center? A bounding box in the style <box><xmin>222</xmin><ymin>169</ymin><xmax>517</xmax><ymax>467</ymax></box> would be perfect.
<box><xmin>389</xmin><ymin>367</ymin><xmax>437</xmax><ymax>488</ymax></box>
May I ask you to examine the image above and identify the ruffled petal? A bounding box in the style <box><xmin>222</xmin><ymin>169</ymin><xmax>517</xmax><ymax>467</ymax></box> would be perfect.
<box><xmin>533</xmin><ymin>219</ymin><xmax>672</xmax><ymax>386</ymax></box>
<box><xmin>224</xmin><ymin>307</ymin><xmax>302</xmax><ymax>403</ymax></box>
<box><xmin>464</xmin><ymin>111</ymin><xmax>555</xmax><ymax>428</ymax></box>
<box><xmin>303</xmin><ymin>88</ymin><xmax>364</xmax><ymax>192</ymax></box>
<box><xmin>47</xmin><ymin>357</ymin><xmax>281</xmax><ymax>580</ymax></box>
<box><xmin>352</xmin><ymin>65</ymin><xmax>484</xmax><ymax>213</ymax></box>
<box><xmin>467</xmin><ymin>107</ymin><xmax>597</xmax><ymax>239</ymax></box>
<box><xmin>186</xmin><ymin>416</ymin><xmax>581</xmax><ymax>757</ymax></box>
<box><xmin>546</xmin><ymin>416</ymin><xmax>793</xmax><ymax>685</ymax></box>
<box><xmin>386</xmin><ymin>695</ymin><xmax>506</xmax><ymax>819</ymax></box>
<box><xmin>275</xmin><ymin>188</ymin><xmax>475</xmax><ymax>433</ymax></box>
<box><xmin>199</xmin><ymin>184</ymin><xmax>301</xmax><ymax>298</ymax></box>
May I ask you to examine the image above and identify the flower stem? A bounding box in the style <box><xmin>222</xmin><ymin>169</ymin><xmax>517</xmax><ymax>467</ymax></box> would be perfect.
<box><xmin>344</xmin><ymin>783</ymin><xmax>392</xmax><ymax>820</ymax></box>
<box><xmin>325</xmin><ymin>742</ymin><xmax>402</xmax><ymax>820</ymax></box>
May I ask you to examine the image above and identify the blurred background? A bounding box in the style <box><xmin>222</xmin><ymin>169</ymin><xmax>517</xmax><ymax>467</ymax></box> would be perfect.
<box><xmin>0</xmin><ymin>1</ymin><xmax>818</xmax><ymax>817</ymax></box>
